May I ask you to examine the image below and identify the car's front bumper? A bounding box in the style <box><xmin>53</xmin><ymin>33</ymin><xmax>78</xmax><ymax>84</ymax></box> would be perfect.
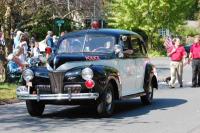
<box><xmin>16</xmin><ymin>86</ymin><xmax>99</xmax><ymax>101</ymax></box>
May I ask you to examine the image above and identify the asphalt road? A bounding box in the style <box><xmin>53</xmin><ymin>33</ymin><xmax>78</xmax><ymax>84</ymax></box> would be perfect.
<box><xmin>1</xmin><ymin>57</ymin><xmax>200</xmax><ymax>133</ymax></box>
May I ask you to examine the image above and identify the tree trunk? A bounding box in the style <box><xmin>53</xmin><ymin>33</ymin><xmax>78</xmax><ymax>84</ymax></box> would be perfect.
<box><xmin>4</xmin><ymin>5</ymin><xmax>12</xmax><ymax>56</ymax></box>
<box><xmin>3</xmin><ymin>1</ymin><xmax>15</xmax><ymax>82</ymax></box>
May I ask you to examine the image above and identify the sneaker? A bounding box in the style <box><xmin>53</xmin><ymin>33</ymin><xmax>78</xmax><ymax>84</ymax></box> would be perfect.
<box><xmin>192</xmin><ymin>85</ymin><xmax>196</xmax><ymax>88</ymax></box>
<box><xmin>169</xmin><ymin>85</ymin><xmax>175</xmax><ymax>89</ymax></box>
<box><xmin>165</xmin><ymin>77</ymin><xmax>171</xmax><ymax>84</ymax></box>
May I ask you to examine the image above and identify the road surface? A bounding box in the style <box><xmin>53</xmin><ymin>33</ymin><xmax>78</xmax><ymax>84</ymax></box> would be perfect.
<box><xmin>1</xmin><ymin>57</ymin><xmax>200</xmax><ymax>133</ymax></box>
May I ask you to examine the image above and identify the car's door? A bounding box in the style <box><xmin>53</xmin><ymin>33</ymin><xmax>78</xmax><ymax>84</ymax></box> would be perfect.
<box><xmin>130</xmin><ymin>36</ymin><xmax>148</xmax><ymax>91</ymax></box>
<box><xmin>117</xmin><ymin>35</ymin><xmax>138</xmax><ymax>96</ymax></box>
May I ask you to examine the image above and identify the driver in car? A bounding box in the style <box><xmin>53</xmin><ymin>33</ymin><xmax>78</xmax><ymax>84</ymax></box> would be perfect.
<box><xmin>92</xmin><ymin>40</ymin><xmax>114</xmax><ymax>52</ymax></box>
<box><xmin>70</xmin><ymin>39</ymin><xmax>82</xmax><ymax>52</ymax></box>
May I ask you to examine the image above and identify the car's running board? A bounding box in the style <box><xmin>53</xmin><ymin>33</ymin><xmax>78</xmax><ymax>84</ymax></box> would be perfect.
<box><xmin>121</xmin><ymin>92</ymin><xmax>146</xmax><ymax>100</ymax></box>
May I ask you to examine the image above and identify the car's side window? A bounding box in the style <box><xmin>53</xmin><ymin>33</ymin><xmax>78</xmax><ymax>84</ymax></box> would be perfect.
<box><xmin>120</xmin><ymin>35</ymin><xmax>133</xmax><ymax>58</ymax></box>
<box><xmin>130</xmin><ymin>36</ymin><xmax>147</xmax><ymax>57</ymax></box>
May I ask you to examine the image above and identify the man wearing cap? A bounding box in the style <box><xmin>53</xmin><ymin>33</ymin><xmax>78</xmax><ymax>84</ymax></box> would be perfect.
<box><xmin>189</xmin><ymin>36</ymin><xmax>200</xmax><ymax>87</ymax></box>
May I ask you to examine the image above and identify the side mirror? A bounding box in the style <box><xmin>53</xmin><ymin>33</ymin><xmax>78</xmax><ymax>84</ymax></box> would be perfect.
<box><xmin>114</xmin><ymin>45</ymin><xmax>124</xmax><ymax>58</ymax></box>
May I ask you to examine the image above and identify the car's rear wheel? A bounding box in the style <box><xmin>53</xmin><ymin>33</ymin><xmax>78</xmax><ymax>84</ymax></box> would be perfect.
<box><xmin>140</xmin><ymin>79</ymin><xmax>154</xmax><ymax>105</ymax></box>
<box><xmin>26</xmin><ymin>100</ymin><xmax>45</xmax><ymax>117</ymax></box>
<box><xmin>96</xmin><ymin>83</ymin><xmax>115</xmax><ymax>117</ymax></box>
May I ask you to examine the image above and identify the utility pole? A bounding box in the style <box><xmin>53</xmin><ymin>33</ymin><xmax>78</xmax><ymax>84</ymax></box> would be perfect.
<box><xmin>67</xmin><ymin>0</ymin><xmax>70</xmax><ymax>11</ymax></box>
<box><xmin>93</xmin><ymin>0</ymin><xmax>96</xmax><ymax>20</ymax></box>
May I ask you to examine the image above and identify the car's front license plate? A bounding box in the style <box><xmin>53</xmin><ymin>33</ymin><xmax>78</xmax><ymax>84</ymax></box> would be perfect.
<box><xmin>16</xmin><ymin>86</ymin><xmax>29</xmax><ymax>95</ymax></box>
<box><xmin>26</xmin><ymin>82</ymin><xmax>32</xmax><ymax>87</ymax></box>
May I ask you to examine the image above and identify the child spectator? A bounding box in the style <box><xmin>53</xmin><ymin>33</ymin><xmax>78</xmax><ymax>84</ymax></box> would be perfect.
<box><xmin>33</xmin><ymin>42</ymin><xmax>40</xmax><ymax>57</ymax></box>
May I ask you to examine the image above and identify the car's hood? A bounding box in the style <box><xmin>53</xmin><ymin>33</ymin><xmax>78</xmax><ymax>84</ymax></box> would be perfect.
<box><xmin>48</xmin><ymin>52</ymin><xmax>115</xmax><ymax>70</ymax></box>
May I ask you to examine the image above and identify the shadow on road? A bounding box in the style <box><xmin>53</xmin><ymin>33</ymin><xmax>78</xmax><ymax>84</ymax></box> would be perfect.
<box><xmin>42</xmin><ymin>98</ymin><xmax>187</xmax><ymax>119</ymax></box>
<box><xmin>0</xmin><ymin>98</ymin><xmax>187</xmax><ymax>132</ymax></box>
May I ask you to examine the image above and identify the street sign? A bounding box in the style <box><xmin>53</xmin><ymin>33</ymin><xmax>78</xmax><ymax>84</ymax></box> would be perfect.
<box><xmin>58</xmin><ymin>23</ymin><xmax>62</xmax><ymax>27</ymax></box>
<box><xmin>55</xmin><ymin>19</ymin><xmax>65</xmax><ymax>36</ymax></box>
<box><xmin>56</xmin><ymin>19</ymin><xmax>65</xmax><ymax>25</ymax></box>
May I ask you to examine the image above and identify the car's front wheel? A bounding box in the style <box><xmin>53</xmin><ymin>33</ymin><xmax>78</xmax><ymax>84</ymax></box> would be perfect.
<box><xmin>96</xmin><ymin>83</ymin><xmax>115</xmax><ymax>117</ymax></box>
<box><xmin>26</xmin><ymin>100</ymin><xmax>45</xmax><ymax>117</ymax></box>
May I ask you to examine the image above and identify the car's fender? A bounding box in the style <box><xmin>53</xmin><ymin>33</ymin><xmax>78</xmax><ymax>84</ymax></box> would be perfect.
<box><xmin>91</xmin><ymin>65</ymin><xmax>122</xmax><ymax>100</ymax></box>
<box><xmin>144</xmin><ymin>63</ymin><xmax>158</xmax><ymax>90</ymax></box>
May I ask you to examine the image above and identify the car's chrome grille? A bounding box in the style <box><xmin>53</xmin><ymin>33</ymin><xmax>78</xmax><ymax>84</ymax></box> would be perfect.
<box><xmin>49</xmin><ymin>72</ymin><xmax>65</xmax><ymax>94</ymax></box>
<box><xmin>64</xmin><ymin>84</ymin><xmax>81</xmax><ymax>93</ymax></box>
<box><xmin>35</xmin><ymin>85</ymin><xmax>51</xmax><ymax>94</ymax></box>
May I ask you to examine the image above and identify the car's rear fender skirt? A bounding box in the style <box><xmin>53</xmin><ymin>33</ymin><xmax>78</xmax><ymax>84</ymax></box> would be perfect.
<box><xmin>151</xmin><ymin>75</ymin><xmax>158</xmax><ymax>89</ymax></box>
<box><xmin>144</xmin><ymin>64</ymin><xmax>158</xmax><ymax>90</ymax></box>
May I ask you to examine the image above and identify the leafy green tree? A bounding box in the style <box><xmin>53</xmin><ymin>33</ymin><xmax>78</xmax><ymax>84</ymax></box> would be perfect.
<box><xmin>187</xmin><ymin>0</ymin><xmax>200</xmax><ymax>20</ymax></box>
<box><xmin>107</xmin><ymin>0</ymin><xmax>195</xmax><ymax>48</ymax></box>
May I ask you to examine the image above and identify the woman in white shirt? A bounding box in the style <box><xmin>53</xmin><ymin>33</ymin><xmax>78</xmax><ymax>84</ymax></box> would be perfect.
<box><xmin>18</xmin><ymin>34</ymin><xmax>28</xmax><ymax>64</ymax></box>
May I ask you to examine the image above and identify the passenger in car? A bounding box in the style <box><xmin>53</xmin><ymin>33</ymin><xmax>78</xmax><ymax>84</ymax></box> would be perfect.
<box><xmin>58</xmin><ymin>39</ymin><xmax>70</xmax><ymax>53</ymax></box>
<box><xmin>70</xmin><ymin>39</ymin><xmax>82</xmax><ymax>52</ymax></box>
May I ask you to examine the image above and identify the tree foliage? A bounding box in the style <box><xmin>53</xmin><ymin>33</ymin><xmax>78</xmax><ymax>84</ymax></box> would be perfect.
<box><xmin>187</xmin><ymin>0</ymin><xmax>200</xmax><ymax>20</ymax></box>
<box><xmin>107</xmin><ymin>0</ymin><xmax>196</xmax><ymax>47</ymax></box>
<box><xmin>0</xmin><ymin>0</ymin><xmax>104</xmax><ymax>40</ymax></box>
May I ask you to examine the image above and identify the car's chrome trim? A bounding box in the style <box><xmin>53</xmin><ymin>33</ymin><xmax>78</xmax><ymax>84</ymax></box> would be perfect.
<box><xmin>49</xmin><ymin>72</ymin><xmax>65</xmax><ymax>94</ymax></box>
<box><xmin>17</xmin><ymin>86</ymin><xmax>99</xmax><ymax>101</ymax></box>
<box><xmin>121</xmin><ymin>92</ymin><xmax>146</xmax><ymax>100</ymax></box>
<box><xmin>17</xmin><ymin>93</ymin><xmax>99</xmax><ymax>101</ymax></box>
<box><xmin>64</xmin><ymin>84</ymin><xmax>81</xmax><ymax>88</ymax></box>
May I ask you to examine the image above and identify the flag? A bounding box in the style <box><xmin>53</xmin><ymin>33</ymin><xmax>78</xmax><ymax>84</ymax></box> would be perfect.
<box><xmin>163</xmin><ymin>37</ymin><xmax>174</xmax><ymax>53</ymax></box>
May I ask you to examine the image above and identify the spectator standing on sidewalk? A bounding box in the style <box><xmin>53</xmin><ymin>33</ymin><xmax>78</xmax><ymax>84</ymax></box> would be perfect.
<box><xmin>18</xmin><ymin>34</ymin><xmax>28</xmax><ymax>64</ymax></box>
<box><xmin>168</xmin><ymin>38</ymin><xmax>187</xmax><ymax>88</ymax></box>
<box><xmin>45</xmin><ymin>31</ymin><xmax>54</xmax><ymax>59</ymax></box>
<box><xmin>33</xmin><ymin>42</ymin><xmax>40</xmax><ymax>58</ymax></box>
<box><xmin>14</xmin><ymin>31</ymin><xmax>23</xmax><ymax>49</ymax></box>
<box><xmin>0</xmin><ymin>32</ymin><xmax>5</xmax><ymax>46</ymax></box>
<box><xmin>189</xmin><ymin>36</ymin><xmax>200</xmax><ymax>87</ymax></box>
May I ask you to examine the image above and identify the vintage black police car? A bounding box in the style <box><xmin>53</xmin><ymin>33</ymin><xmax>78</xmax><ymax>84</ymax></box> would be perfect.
<box><xmin>16</xmin><ymin>28</ymin><xmax>158</xmax><ymax>117</ymax></box>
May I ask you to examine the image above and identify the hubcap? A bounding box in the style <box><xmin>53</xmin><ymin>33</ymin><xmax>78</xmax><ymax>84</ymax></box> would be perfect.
<box><xmin>105</xmin><ymin>90</ymin><xmax>113</xmax><ymax>111</ymax></box>
<box><xmin>97</xmin><ymin>87</ymin><xmax>113</xmax><ymax>114</ymax></box>
<box><xmin>106</xmin><ymin>92</ymin><xmax>112</xmax><ymax>104</ymax></box>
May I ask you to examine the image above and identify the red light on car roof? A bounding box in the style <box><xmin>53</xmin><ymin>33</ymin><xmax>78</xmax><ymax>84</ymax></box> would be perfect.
<box><xmin>85</xmin><ymin>80</ymin><xmax>95</xmax><ymax>89</ymax></box>
<box><xmin>91</xmin><ymin>21</ymin><xmax>100</xmax><ymax>29</ymax></box>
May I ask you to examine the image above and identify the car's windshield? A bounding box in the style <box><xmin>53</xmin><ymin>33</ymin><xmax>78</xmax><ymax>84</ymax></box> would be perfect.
<box><xmin>57</xmin><ymin>34</ymin><xmax>115</xmax><ymax>54</ymax></box>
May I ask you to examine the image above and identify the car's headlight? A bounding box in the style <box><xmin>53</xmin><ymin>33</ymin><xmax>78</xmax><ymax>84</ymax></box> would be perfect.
<box><xmin>81</xmin><ymin>67</ymin><xmax>93</xmax><ymax>80</ymax></box>
<box><xmin>22</xmin><ymin>69</ymin><xmax>34</xmax><ymax>81</ymax></box>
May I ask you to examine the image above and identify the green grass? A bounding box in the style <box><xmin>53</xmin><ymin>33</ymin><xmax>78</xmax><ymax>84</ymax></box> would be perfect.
<box><xmin>0</xmin><ymin>83</ymin><xmax>17</xmax><ymax>100</ymax></box>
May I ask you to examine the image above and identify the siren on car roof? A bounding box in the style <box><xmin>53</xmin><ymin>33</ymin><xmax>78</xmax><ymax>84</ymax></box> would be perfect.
<box><xmin>91</xmin><ymin>21</ymin><xmax>100</xmax><ymax>29</ymax></box>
